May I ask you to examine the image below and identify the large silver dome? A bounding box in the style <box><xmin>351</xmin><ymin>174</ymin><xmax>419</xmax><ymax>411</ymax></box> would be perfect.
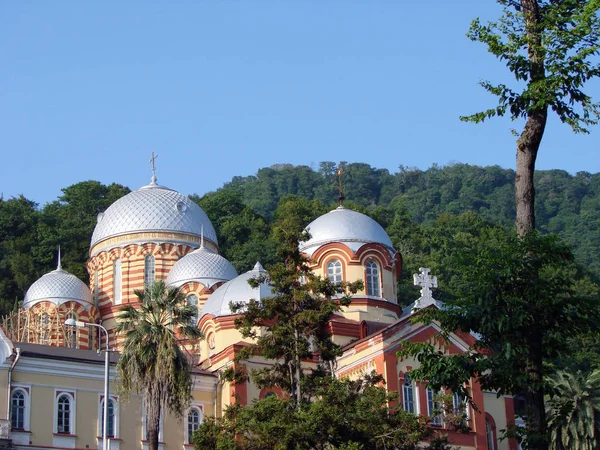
<box><xmin>200</xmin><ymin>262</ymin><xmax>272</xmax><ymax>318</ymax></box>
<box><xmin>299</xmin><ymin>206</ymin><xmax>394</xmax><ymax>257</ymax></box>
<box><xmin>166</xmin><ymin>246</ymin><xmax>238</xmax><ymax>289</ymax></box>
<box><xmin>90</xmin><ymin>182</ymin><xmax>217</xmax><ymax>253</ymax></box>
<box><xmin>24</xmin><ymin>268</ymin><xmax>94</xmax><ymax>309</ymax></box>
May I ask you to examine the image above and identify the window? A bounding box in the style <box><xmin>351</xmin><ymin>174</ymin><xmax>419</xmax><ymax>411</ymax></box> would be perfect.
<box><xmin>57</xmin><ymin>394</ymin><xmax>72</xmax><ymax>434</ymax></box>
<box><xmin>40</xmin><ymin>313</ymin><xmax>50</xmax><ymax>345</ymax></box>
<box><xmin>486</xmin><ymin>418</ymin><xmax>496</xmax><ymax>450</ymax></box>
<box><xmin>326</xmin><ymin>259</ymin><xmax>342</xmax><ymax>284</ymax></box>
<box><xmin>186</xmin><ymin>407</ymin><xmax>202</xmax><ymax>444</ymax></box>
<box><xmin>144</xmin><ymin>255</ymin><xmax>155</xmax><ymax>286</ymax></box>
<box><xmin>113</xmin><ymin>259</ymin><xmax>122</xmax><ymax>305</ymax></box>
<box><xmin>365</xmin><ymin>260</ymin><xmax>380</xmax><ymax>297</ymax></box>
<box><xmin>426</xmin><ymin>388</ymin><xmax>442</xmax><ymax>426</ymax></box>
<box><xmin>402</xmin><ymin>374</ymin><xmax>415</xmax><ymax>413</ymax></box>
<box><xmin>65</xmin><ymin>312</ymin><xmax>77</xmax><ymax>348</ymax></box>
<box><xmin>94</xmin><ymin>269</ymin><xmax>99</xmax><ymax>306</ymax></box>
<box><xmin>100</xmin><ymin>398</ymin><xmax>117</xmax><ymax>438</ymax></box>
<box><xmin>453</xmin><ymin>392</ymin><xmax>469</xmax><ymax>419</ymax></box>
<box><xmin>11</xmin><ymin>390</ymin><xmax>26</xmax><ymax>430</ymax></box>
<box><xmin>187</xmin><ymin>294</ymin><xmax>198</xmax><ymax>326</ymax></box>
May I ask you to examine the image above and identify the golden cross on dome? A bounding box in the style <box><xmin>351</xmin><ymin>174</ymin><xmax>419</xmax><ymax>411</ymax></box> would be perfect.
<box><xmin>149</xmin><ymin>152</ymin><xmax>158</xmax><ymax>183</ymax></box>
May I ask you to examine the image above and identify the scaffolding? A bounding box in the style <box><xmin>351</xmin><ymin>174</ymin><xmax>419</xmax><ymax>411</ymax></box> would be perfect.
<box><xmin>1</xmin><ymin>305</ymin><xmax>81</xmax><ymax>348</ymax></box>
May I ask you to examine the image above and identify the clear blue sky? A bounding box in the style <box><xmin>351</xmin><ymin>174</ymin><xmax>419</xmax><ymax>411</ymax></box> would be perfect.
<box><xmin>1</xmin><ymin>1</ymin><xmax>598</xmax><ymax>206</ymax></box>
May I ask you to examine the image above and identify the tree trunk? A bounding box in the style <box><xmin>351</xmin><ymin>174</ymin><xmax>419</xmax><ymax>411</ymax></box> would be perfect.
<box><xmin>516</xmin><ymin>0</ymin><xmax>548</xmax><ymax>237</ymax></box>
<box><xmin>515</xmin><ymin>109</ymin><xmax>546</xmax><ymax>236</ymax></box>
<box><xmin>147</xmin><ymin>390</ymin><xmax>161</xmax><ymax>450</ymax></box>
<box><xmin>517</xmin><ymin>3</ymin><xmax>549</xmax><ymax>450</ymax></box>
<box><xmin>294</xmin><ymin>327</ymin><xmax>302</xmax><ymax>409</ymax></box>
<box><xmin>525</xmin><ymin>330</ymin><xmax>548</xmax><ymax>450</ymax></box>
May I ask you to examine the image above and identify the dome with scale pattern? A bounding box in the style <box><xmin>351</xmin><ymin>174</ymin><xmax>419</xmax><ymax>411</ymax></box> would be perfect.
<box><xmin>90</xmin><ymin>182</ymin><xmax>217</xmax><ymax>254</ymax></box>
<box><xmin>23</xmin><ymin>268</ymin><xmax>94</xmax><ymax>309</ymax></box>
<box><xmin>299</xmin><ymin>206</ymin><xmax>394</xmax><ymax>257</ymax></box>
<box><xmin>166</xmin><ymin>246</ymin><xmax>238</xmax><ymax>289</ymax></box>
<box><xmin>200</xmin><ymin>262</ymin><xmax>272</xmax><ymax>318</ymax></box>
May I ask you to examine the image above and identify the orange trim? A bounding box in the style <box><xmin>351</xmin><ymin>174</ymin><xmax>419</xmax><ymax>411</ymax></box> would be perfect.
<box><xmin>471</xmin><ymin>379</ymin><xmax>487</xmax><ymax>450</ymax></box>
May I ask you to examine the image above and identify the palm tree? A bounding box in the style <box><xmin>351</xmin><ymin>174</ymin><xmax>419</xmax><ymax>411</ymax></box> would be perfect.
<box><xmin>546</xmin><ymin>369</ymin><xmax>600</xmax><ymax>450</ymax></box>
<box><xmin>116</xmin><ymin>280</ymin><xmax>203</xmax><ymax>450</ymax></box>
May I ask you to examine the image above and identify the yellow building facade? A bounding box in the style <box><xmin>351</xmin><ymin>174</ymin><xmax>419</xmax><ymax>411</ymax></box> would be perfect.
<box><xmin>0</xmin><ymin>173</ymin><xmax>517</xmax><ymax>450</ymax></box>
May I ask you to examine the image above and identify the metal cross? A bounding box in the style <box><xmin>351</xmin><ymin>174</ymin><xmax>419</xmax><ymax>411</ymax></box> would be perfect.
<box><xmin>413</xmin><ymin>267</ymin><xmax>437</xmax><ymax>299</ymax></box>
<box><xmin>149</xmin><ymin>152</ymin><xmax>158</xmax><ymax>174</ymax></box>
<box><xmin>337</xmin><ymin>165</ymin><xmax>344</xmax><ymax>206</ymax></box>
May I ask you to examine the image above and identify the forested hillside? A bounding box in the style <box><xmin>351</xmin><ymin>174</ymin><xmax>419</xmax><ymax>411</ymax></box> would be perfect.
<box><xmin>2</xmin><ymin>162</ymin><xmax>599</xmax><ymax>319</ymax></box>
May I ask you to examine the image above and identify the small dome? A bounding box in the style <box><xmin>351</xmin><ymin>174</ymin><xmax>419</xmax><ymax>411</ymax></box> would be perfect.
<box><xmin>24</xmin><ymin>268</ymin><xmax>93</xmax><ymax>309</ymax></box>
<box><xmin>166</xmin><ymin>246</ymin><xmax>238</xmax><ymax>289</ymax></box>
<box><xmin>200</xmin><ymin>262</ymin><xmax>272</xmax><ymax>318</ymax></box>
<box><xmin>90</xmin><ymin>183</ymin><xmax>217</xmax><ymax>253</ymax></box>
<box><xmin>299</xmin><ymin>206</ymin><xmax>394</xmax><ymax>257</ymax></box>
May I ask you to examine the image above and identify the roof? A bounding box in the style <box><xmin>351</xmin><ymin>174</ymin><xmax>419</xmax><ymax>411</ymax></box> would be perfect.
<box><xmin>23</xmin><ymin>268</ymin><xmax>94</xmax><ymax>309</ymax></box>
<box><xmin>12</xmin><ymin>342</ymin><xmax>216</xmax><ymax>376</ymax></box>
<box><xmin>299</xmin><ymin>206</ymin><xmax>395</xmax><ymax>257</ymax></box>
<box><xmin>166</xmin><ymin>245</ymin><xmax>238</xmax><ymax>289</ymax></box>
<box><xmin>90</xmin><ymin>182</ymin><xmax>217</xmax><ymax>253</ymax></box>
<box><xmin>200</xmin><ymin>262</ymin><xmax>272</xmax><ymax>318</ymax></box>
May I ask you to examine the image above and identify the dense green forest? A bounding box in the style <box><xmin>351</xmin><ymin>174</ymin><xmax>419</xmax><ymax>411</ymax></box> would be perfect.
<box><xmin>2</xmin><ymin>162</ymin><xmax>600</xmax><ymax>317</ymax></box>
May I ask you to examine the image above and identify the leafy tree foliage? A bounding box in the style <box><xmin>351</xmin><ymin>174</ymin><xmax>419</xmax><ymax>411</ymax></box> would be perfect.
<box><xmin>116</xmin><ymin>280</ymin><xmax>203</xmax><ymax>450</ymax></box>
<box><xmin>398</xmin><ymin>232</ymin><xmax>600</xmax><ymax>450</ymax></box>
<box><xmin>546</xmin><ymin>369</ymin><xmax>600</xmax><ymax>450</ymax></box>
<box><xmin>461</xmin><ymin>0</ymin><xmax>600</xmax><ymax>236</ymax></box>
<box><xmin>193</xmin><ymin>376</ymin><xmax>430</xmax><ymax>450</ymax></box>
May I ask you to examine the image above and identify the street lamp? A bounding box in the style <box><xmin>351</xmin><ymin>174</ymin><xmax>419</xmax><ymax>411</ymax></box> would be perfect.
<box><xmin>65</xmin><ymin>319</ymin><xmax>111</xmax><ymax>450</ymax></box>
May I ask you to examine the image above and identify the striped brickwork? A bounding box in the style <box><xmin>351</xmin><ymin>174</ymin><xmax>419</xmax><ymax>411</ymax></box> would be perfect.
<box><xmin>87</xmin><ymin>232</ymin><xmax>206</xmax><ymax>349</ymax></box>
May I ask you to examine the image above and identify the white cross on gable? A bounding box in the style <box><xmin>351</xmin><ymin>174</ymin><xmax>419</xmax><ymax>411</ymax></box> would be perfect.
<box><xmin>413</xmin><ymin>267</ymin><xmax>437</xmax><ymax>299</ymax></box>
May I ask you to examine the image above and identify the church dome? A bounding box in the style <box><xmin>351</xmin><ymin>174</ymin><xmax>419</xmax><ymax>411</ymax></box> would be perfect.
<box><xmin>90</xmin><ymin>182</ymin><xmax>217</xmax><ymax>254</ymax></box>
<box><xmin>200</xmin><ymin>262</ymin><xmax>272</xmax><ymax>318</ymax></box>
<box><xmin>299</xmin><ymin>206</ymin><xmax>395</xmax><ymax>257</ymax></box>
<box><xmin>166</xmin><ymin>246</ymin><xmax>238</xmax><ymax>289</ymax></box>
<box><xmin>24</xmin><ymin>267</ymin><xmax>94</xmax><ymax>309</ymax></box>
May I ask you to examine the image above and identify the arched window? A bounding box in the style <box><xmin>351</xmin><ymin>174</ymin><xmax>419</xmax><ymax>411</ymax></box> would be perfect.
<box><xmin>187</xmin><ymin>294</ymin><xmax>198</xmax><ymax>326</ymax></box>
<box><xmin>326</xmin><ymin>259</ymin><xmax>342</xmax><ymax>284</ymax></box>
<box><xmin>57</xmin><ymin>394</ymin><xmax>72</xmax><ymax>434</ymax></box>
<box><xmin>40</xmin><ymin>313</ymin><xmax>50</xmax><ymax>345</ymax></box>
<box><xmin>360</xmin><ymin>321</ymin><xmax>368</xmax><ymax>339</ymax></box>
<box><xmin>426</xmin><ymin>387</ymin><xmax>442</xmax><ymax>426</ymax></box>
<box><xmin>11</xmin><ymin>390</ymin><xmax>26</xmax><ymax>429</ymax></box>
<box><xmin>186</xmin><ymin>407</ymin><xmax>202</xmax><ymax>444</ymax></box>
<box><xmin>94</xmin><ymin>269</ymin><xmax>99</xmax><ymax>306</ymax></box>
<box><xmin>66</xmin><ymin>312</ymin><xmax>77</xmax><ymax>348</ymax></box>
<box><xmin>365</xmin><ymin>260</ymin><xmax>380</xmax><ymax>297</ymax></box>
<box><xmin>485</xmin><ymin>413</ymin><xmax>497</xmax><ymax>450</ymax></box>
<box><xmin>100</xmin><ymin>398</ymin><xmax>116</xmax><ymax>438</ymax></box>
<box><xmin>144</xmin><ymin>255</ymin><xmax>155</xmax><ymax>286</ymax></box>
<box><xmin>402</xmin><ymin>374</ymin><xmax>416</xmax><ymax>414</ymax></box>
<box><xmin>113</xmin><ymin>259</ymin><xmax>122</xmax><ymax>305</ymax></box>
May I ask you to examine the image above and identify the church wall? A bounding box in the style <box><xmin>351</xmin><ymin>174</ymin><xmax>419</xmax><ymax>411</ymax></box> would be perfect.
<box><xmin>483</xmin><ymin>393</ymin><xmax>513</xmax><ymax>450</ymax></box>
<box><xmin>6</xmin><ymin>359</ymin><xmax>216</xmax><ymax>450</ymax></box>
<box><xmin>87</xmin><ymin>238</ymin><xmax>199</xmax><ymax>348</ymax></box>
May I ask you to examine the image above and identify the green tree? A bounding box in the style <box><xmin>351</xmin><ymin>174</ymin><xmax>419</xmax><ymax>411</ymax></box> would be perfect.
<box><xmin>399</xmin><ymin>233</ymin><xmax>599</xmax><ymax>450</ymax></box>
<box><xmin>0</xmin><ymin>195</ymin><xmax>41</xmax><ymax>313</ymax></box>
<box><xmin>461</xmin><ymin>0</ymin><xmax>600</xmax><ymax>236</ymax></box>
<box><xmin>228</xmin><ymin>195</ymin><xmax>361</xmax><ymax>405</ymax></box>
<box><xmin>546</xmin><ymin>369</ymin><xmax>600</xmax><ymax>450</ymax></box>
<box><xmin>193</xmin><ymin>376</ymin><xmax>427</xmax><ymax>450</ymax></box>
<box><xmin>117</xmin><ymin>280</ymin><xmax>203</xmax><ymax>450</ymax></box>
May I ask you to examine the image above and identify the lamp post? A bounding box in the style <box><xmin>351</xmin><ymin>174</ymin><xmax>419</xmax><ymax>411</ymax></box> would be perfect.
<box><xmin>65</xmin><ymin>319</ymin><xmax>111</xmax><ymax>450</ymax></box>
